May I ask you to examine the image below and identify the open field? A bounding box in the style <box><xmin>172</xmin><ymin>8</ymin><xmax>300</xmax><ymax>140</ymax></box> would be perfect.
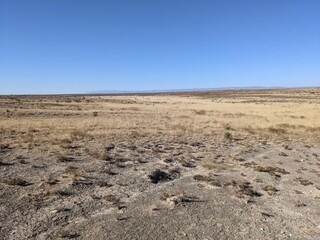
<box><xmin>0</xmin><ymin>88</ymin><xmax>320</xmax><ymax>239</ymax></box>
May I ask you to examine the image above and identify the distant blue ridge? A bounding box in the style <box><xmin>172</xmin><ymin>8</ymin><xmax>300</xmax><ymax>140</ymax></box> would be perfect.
<box><xmin>87</xmin><ymin>87</ymin><xmax>287</xmax><ymax>94</ymax></box>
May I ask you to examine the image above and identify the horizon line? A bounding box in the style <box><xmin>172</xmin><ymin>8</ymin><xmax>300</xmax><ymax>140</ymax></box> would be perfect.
<box><xmin>1</xmin><ymin>86</ymin><xmax>319</xmax><ymax>96</ymax></box>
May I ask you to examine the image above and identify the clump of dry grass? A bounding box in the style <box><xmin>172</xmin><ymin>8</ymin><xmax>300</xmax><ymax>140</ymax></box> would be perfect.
<box><xmin>0</xmin><ymin>159</ymin><xmax>14</xmax><ymax>166</ymax></box>
<box><xmin>45</xmin><ymin>177</ymin><xmax>59</xmax><ymax>185</ymax></box>
<box><xmin>88</xmin><ymin>149</ymin><xmax>107</xmax><ymax>160</ymax></box>
<box><xmin>262</xmin><ymin>185</ymin><xmax>279</xmax><ymax>195</ymax></box>
<box><xmin>20</xmin><ymin>133</ymin><xmax>34</xmax><ymax>144</ymax></box>
<box><xmin>200</xmin><ymin>159</ymin><xmax>233</xmax><ymax>172</ymax></box>
<box><xmin>235</xmin><ymin>182</ymin><xmax>262</xmax><ymax>198</ymax></box>
<box><xmin>294</xmin><ymin>177</ymin><xmax>313</xmax><ymax>186</ymax></box>
<box><xmin>170</xmin><ymin>124</ymin><xmax>188</xmax><ymax>132</ymax></box>
<box><xmin>193</xmin><ymin>175</ymin><xmax>224</xmax><ymax>187</ymax></box>
<box><xmin>255</xmin><ymin>166</ymin><xmax>290</xmax><ymax>175</ymax></box>
<box><xmin>64</xmin><ymin>166</ymin><xmax>93</xmax><ymax>186</ymax></box>
<box><xmin>56</xmin><ymin>230</ymin><xmax>79</xmax><ymax>239</ymax></box>
<box><xmin>193</xmin><ymin>174</ymin><xmax>213</xmax><ymax>183</ymax></box>
<box><xmin>193</xmin><ymin>175</ymin><xmax>262</xmax><ymax>198</ymax></box>
<box><xmin>36</xmin><ymin>187</ymin><xmax>72</xmax><ymax>197</ymax></box>
<box><xmin>57</xmin><ymin>155</ymin><xmax>77</xmax><ymax>163</ymax></box>
<box><xmin>70</xmin><ymin>129</ymin><xmax>90</xmax><ymax>140</ymax></box>
<box><xmin>65</xmin><ymin>165</ymin><xmax>78</xmax><ymax>174</ymax></box>
<box><xmin>0</xmin><ymin>143</ymin><xmax>11</xmax><ymax>150</ymax></box>
<box><xmin>267</xmin><ymin>127</ymin><xmax>287</xmax><ymax>134</ymax></box>
<box><xmin>224</xmin><ymin>131</ymin><xmax>232</xmax><ymax>140</ymax></box>
<box><xmin>194</xmin><ymin>110</ymin><xmax>206</xmax><ymax>115</ymax></box>
<box><xmin>160</xmin><ymin>191</ymin><xmax>202</xmax><ymax>207</ymax></box>
<box><xmin>1</xmin><ymin>178</ymin><xmax>30</xmax><ymax>186</ymax></box>
<box><xmin>244</xmin><ymin>127</ymin><xmax>256</xmax><ymax>134</ymax></box>
<box><xmin>295</xmin><ymin>201</ymin><xmax>307</xmax><ymax>207</ymax></box>
<box><xmin>59</xmin><ymin>138</ymin><xmax>73</xmax><ymax>148</ymax></box>
<box><xmin>95</xmin><ymin>180</ymin><xmax>112</xmax><ymax>187</ymax></box>
<box><xmin>160</xmin><ymin>191</ymin><xmax>185</xmax><ymax>201</ymax></box>
<box><xmin>102</xmin><ymin>194</ymin><xmax>121</xmax><ymax>206</ymax></box>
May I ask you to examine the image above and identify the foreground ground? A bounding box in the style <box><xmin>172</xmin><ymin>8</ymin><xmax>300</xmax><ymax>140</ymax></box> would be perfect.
<box><xmin>0</xmin><ymin>88</ymin><xmax>320</xmax><ymax>239</ymax></box>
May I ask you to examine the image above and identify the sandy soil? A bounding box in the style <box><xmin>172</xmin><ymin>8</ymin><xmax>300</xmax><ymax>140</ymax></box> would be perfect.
<box><xmin>0</xmin><ymin>88</ymin><xmax>320</xmax><ymax>239</ymax></box>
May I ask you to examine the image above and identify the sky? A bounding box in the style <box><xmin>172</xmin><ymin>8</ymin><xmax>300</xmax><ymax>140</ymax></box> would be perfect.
<box><xmin>0</xmin><ymin>0</ymin><xmax>319</xmax><ymax>94</ymax></box>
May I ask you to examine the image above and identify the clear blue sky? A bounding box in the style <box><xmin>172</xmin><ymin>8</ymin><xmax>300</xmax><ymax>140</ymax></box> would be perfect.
<box><xmin>1</xmin><ymin>0</ymin><xmax>319</xmax><ymax>94</ymax></box>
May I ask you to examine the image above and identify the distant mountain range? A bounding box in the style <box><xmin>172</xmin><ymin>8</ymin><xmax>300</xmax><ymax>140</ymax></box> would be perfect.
<box><xmin>88</xmin><ymin>86</ymin><xmax>287</xmax><ymax>94</ymax></box>
<box><xmin>5</xmin><ymin>86</ymin><xmax>319</xmax><ymax>96</ymax></box>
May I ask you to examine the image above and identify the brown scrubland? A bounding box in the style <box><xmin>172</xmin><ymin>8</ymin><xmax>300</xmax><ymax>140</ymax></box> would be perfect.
<box><xmin>0</xmin><ymin>88</ymin><xmax>320</xmax><ymax>239</ymax></box>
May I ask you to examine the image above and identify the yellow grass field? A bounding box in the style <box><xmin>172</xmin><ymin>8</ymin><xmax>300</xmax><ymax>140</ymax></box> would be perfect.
<box><xmin>1</xmin><ymin>88</ymin><xmax>319</xmax><ymax>148</ymax></box>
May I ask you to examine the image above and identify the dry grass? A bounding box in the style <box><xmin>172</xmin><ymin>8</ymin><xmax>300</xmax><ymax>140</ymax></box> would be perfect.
<box><xmin>36</xmin><ymin>188</ymin><xmax>72</xmax><ymax>197</ymax></box>
<box><xmin>254</xmin><ymin>166</ymin><xmax>290</xmax><ymax>175</ymax></box>
<box><xmin>0</xmin><ymin>88</ymin><xmax>319</xmax><ymax>153</ymax></box>
<box><xmin>1</xmin><ymin>88</ymin><xmax>320</xmax><ymax>239</ymax></box>
<box><xmin>1</xmin><ymin>178</ymin><xmax>30</xmax><ymax>186</ymax></box>
<box><xmin>262</xmin><ymin>185</ymin><xmax>279</xmax><ymax>195</ymax></box>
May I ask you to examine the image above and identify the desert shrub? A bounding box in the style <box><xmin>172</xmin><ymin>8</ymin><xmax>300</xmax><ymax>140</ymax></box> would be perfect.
<box><xmin>255</xmin><ymin>166</ymin><xmax>290</xmax><ymax>175</ymax></box>
<box><xmin>70</xmin><ymin>129</ymin><xmax>88</xmax><ymax>140</ymax></box>
<box><xmin>244</xmin><ymin>127</ymin><xmax>255</xmax><ymax>134</ymax></box>
<box><xmin>235</xmin><ymin>183</ymin><xmax>262</xmax><ymax>198</ymax></box>
<box><xmin>149</xmin><ymin>169</ymin><xmax>180</xmax><ymax>184</ymax></box>
<box><xmin>224</xmin><ymin>131</ymin><xmax>232</xmax><ymax>140</ymax></box>
<box><xmin>2</xmin><ymin>178</ymin><xmax>29</xmax><ymax>186</ymax></box>
<box><xmin>0</xmin><ymin>143</ymin><xmax>10</xmax><ymax>149</ymax></box>
<box><xmin>38</xmin><ymin>188</ymin><xmax>72</xmax><ymax>197</ymax></box>
<box><xmin>171</xmin><ymin>124</ymin><xmax>187</xmax><ymax>131</ymax></box>
<box><xmin>194</xmin><ymin>110</ymin><xmax>206</xmax><ymax>115</ymax></box>
<box><xmin>262</xmin><ymin>185</ymin><xmax>279</xmax><ymax>195</ymax></box>
<box><xmin>56</xmin><ymin>230</ymin><xmax>79</xmax><ymax>239</ymax></box>
<box><xmin>21</xmin><ymin>134</ymin><xmax>34</xmax><ymax>143</ymax></box>
<box><xmin>57</xmin><ymin>155</ymin><xmax>76</xmax><ymax>163</ymax></box>
<box><xmin>95</xmin><ymin>181</ymin><xmax>112</xmax><ymax>187</ymax></box>
<box><xmin>93</xmin><ymin>111</ymin><xmax>98</xmax><ymax>117</ymax></box>
<box><xmin>65</xmin><ymin>165</ymin><xmax>78</xmax><ymax>174</ymax></box>
<box><xmin>89</xmin><ymin>149</ymin><xmax>108</xmax><ymax>160</ymax></box>
<box><xmin>268</xmin><ymin>127</ymin><xmax>286</xmax><ymax>134</ymax></box>
<box><xmin>193</xmin><ymin>174</ymin><xmax>212</xmax><ymax>182</ymax></box>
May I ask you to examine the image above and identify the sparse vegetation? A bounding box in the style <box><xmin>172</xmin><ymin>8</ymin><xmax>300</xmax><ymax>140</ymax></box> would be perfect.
<box><xmin>1</xmin><ymin>178</ymin><xmax>30</xmax><ymax>186</ymax></box>
<box><xmin>0</xmin><ymin>88</ymin><xmax>320</xmax><ymax>239</ymax></box>
<box><xmin>235</xmin><ymin>182</ymin><xmax>262</xmax><ymax>198</ymax></box>
<box><xmin>224</xmin><ymin>131</ymin><xmax>232</xmax><ymax>140</ymax></box>
<box><xmin>194</xmin><ymin>110</ymin><xmax>206</xmax><ymax>115</ymax></box>
<box><xmin>262</xmin><ymin>185</ymin><xmax>279</xmax><ymax>195</ymax></box>
<box><xmin>56</xmin><ymin>230</ymin><xmax>79</xmax><ymax>239</ymax></box>
<box><xmin>255</xmin><ymin>166</ymin><xmax>290</xmax><ymax>175</ymax></box>
<box><xmin>58</xmin><ymin>155</ymin><xmax>77</xmax><ymax>163</ymax></box>
<box><xmin>294</xmin><ymin>177</ymin><xmax>313</xmax><ymax>186</ymax></box>
<box><xmin>70</xmin><ymin>129</ymin><xmax>90</xmax><ymax>140</ymax></box>
<box><xmin>149</xmin><ymin>169</ymin><xmax>180</xmax><ymax>184</ymax></box>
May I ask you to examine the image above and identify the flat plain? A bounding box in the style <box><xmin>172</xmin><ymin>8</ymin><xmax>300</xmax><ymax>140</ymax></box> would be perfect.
<box><xmin>0</xmin><ymin>88</ymin><xmax>320</xmax><ymax>239</ymax></box>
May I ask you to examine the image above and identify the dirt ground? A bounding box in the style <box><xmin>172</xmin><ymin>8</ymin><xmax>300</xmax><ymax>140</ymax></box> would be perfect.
<box><xmin>0</xmin><ymin>88</ymin><xmax>320</xmax><ymax>239</ymax></box>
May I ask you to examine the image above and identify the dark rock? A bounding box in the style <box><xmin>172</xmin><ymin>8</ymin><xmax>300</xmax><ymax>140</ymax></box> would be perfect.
<box><xmin>106</xmin><ymin>144</ymin><xmax>115</xmax><ymax>151</ymax></box>
<box><xmin>149</xmin><ymin>169</ymin><xmax>180</xmax><ymax>184</ymax></box>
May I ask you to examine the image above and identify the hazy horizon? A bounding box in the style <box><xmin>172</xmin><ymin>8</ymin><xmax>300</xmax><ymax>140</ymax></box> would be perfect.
<box><xmin>1</xmin><ymin>85</ymin><xmax>319</xmax><ymax>96</ymax></box>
